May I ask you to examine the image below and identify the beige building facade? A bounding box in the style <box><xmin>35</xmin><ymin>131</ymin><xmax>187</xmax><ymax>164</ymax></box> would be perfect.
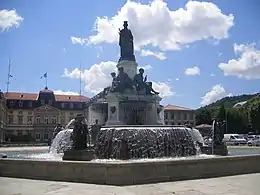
<box><xmin>164</xmin><ymin>104</ymin><xmax>196</xmax><ymax>126</ymax></box>
<box><xmin>2</xmin><ymin>88</ymin><xmax>88</xmax><ymax>143</ymax></box>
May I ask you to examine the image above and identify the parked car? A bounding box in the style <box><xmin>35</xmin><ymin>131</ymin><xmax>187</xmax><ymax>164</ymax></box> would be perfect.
<box><xmin>247</xmin><ymin>136</ymin><xmax>260</xmax><ymax>146</ymax></box>
<box><xmin>223</xmin><ymin>134</ymin><xmax>247</xmax><ymax>145</ymax></box>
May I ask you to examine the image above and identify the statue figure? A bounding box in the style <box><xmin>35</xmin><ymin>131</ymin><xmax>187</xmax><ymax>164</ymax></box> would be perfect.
<box><xmin>133</xmin><ymin>68</ymin><xmax>159</xmax><ymax>95</ymax></box>
<box><xmin>119</xmin><ymin>21</ymin><xmax>135</xmax><ymax>62</ymax></box>
<box><xmin>110</xmin><ymin>67</ymin><xmax>134</xmax><ymax>93</ymax></box>
<box><xmin>212</xmin><ymin>119</ymin><xmax>225</xmax><ymax>146</ymax></box>
<box><xmin>72</xmin><ymin>114</ymin><xmax>89</xmax><ymax>150</ymax></box>
<box><xmin>103</xmin><ymin>72</ymin><xmax>117</xmax><ymax>95</ymax></box>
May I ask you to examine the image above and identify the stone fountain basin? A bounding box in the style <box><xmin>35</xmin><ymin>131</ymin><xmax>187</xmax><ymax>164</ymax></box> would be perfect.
<box><xmin>1</xmin><ymin>155</ymin><xmax>260</xmax><ymax>185</ymax></box>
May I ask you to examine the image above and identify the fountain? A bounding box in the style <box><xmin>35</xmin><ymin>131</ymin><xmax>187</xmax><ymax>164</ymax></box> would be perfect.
<box><xmin>3</xmin><ymin>21</ymin><xmax>254</xmax><ymax>186</ymax></box>
<box><xmin>48</xmin><ymin>21</ymin><xmax>213</xmax><ymax>161</ymax></box>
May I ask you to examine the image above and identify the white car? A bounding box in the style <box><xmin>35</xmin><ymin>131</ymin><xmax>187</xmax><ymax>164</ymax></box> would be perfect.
<box><xmin>247</xmin><ymin>136</ymin><xmax>260</xmax><ymax>146</ymax></box>
<box><xmin>223</xmin><ymin>134</ymin><xmax>247</xmax><ymax>145</ymax></box>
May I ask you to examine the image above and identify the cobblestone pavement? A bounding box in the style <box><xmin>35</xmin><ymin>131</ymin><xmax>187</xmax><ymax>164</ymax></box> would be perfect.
<box><xmin>0</xmin><ymin>174</ymin><xmax>259</xmax><ymax>195</ymax></box>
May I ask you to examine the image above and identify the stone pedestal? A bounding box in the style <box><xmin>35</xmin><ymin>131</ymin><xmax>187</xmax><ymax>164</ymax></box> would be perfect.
<box><xmin>201</xmin><ymin>145</ymin><xmax>228</xmax><ymax>156</ymax></box>
<box><xmin>62</xmin><ymin>150</ymin><xmax>94</xmax><ymax>161</ymax></box>
<box><xmin>117</xmin><ymin>60</ymin><xmax>138</xmax><ymax>80</ymax></box>
<box><xmin>106</xmin><ymin>93</ymin><xmax>121</xmax><ymax>125</ymax></box>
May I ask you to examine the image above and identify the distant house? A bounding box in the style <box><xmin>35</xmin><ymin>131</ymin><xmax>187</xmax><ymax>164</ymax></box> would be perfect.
<box><xmin>233</xmin><ymin>101</ymin><xmax>247</xmax><ymax>108</ymax></box>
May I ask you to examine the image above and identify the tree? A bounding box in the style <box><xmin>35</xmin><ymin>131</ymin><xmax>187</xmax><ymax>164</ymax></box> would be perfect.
<box><xmin>217</xmin><ymin>104</ymin><xmax>226</xmax><ymax>122</ymax></box>
<box><xmin>226</xmin><ymin>108</ymin><xmax>248</xmax><ymax>134</ymax></box>
<box><xmin>195</xmin><ymin>108</ymin><xmax>212</xmax><ymax>125</ymax></box>
<box><xmin>247</xmin><ymin>97</ymin><xmax>260</xmax><ymax>133</ymax></box>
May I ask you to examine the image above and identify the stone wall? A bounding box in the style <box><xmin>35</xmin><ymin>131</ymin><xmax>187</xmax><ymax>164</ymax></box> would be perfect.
<box><xmin>1</xmin><ymin>155</ymin><xmax>260</xmax><ymax>185</ymax></box>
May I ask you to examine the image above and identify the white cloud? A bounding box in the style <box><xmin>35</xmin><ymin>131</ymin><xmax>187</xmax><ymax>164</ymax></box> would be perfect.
<box><xmin>152</xmin><ymin>82</ymin><xmax>174</xmax><ymax>97</ymax></box>
<box><xmin>63</xmin><ymin>61</ymin><xmax>117</xmax><ymax>94</ymax></box>
<box><xmin>219</xmin><ymin>43</ymin><xmax>260</xmax><ymax>79</ymax></box>
<box><xmin>0</xmin><ymin>9</ymin><xmax>23</xmax><ymax>32</ymax></box>
<box><xmin>53</xmin><ymin>90</ymin><xmax>79</xmax><ymax>96</ymax></box>
<box><xmin>138</xmin><ymin>64</ymin><xmax>153</xmax><ymax>71</ymax></box>
<box><xmin>140</xmin><ymin>49</ymin><xmax>166</xmax><ymax>60</ymax></box>
<box><xmin>71</xmin><ymin>36</ymin><xmax>88</xmax><ymax>45</ymax></box>
<box><xmin>63</xmin><ymin>61</ymin><xmax>172</xmax><ymax>96</ymax></box>
<box><xmin>201</xmin><ymin>84</ymin><xmax>232</xmax><ymax>106</ymax></box>
<box><xmin>184</xmin><ymin>66</ymin><xmax>200</xmax><ymax>75</ymax></box>
<box><xmin>210</xmin><ymin>73</ymin><xmax>215</xmax><ymax>77</ymax></box>
<box><xmin>85</xmin><ymin>0</ymin><xmax>233</xmax><ymax>51</ymax></box>
<box><xmin>175</xmin><ymin>78</ymin><xmax>180</xmax><ymax>81</ymax></box>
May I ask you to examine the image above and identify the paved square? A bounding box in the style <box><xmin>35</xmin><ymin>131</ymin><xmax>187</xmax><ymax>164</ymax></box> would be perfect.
<box><xmin>0</xmin><ymin>174</ymin><xmax>259</xmax><ymax>195</ymax></box>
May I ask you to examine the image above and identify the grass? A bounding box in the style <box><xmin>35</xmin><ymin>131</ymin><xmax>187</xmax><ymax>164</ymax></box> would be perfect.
<box><xmin>227</xmin><ymin>145</ymin><xmax>260</xmax><ymax>150</ymax></box>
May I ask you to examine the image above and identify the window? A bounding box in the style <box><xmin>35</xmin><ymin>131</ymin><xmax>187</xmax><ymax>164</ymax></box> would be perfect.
<box><xmin>41</xmin><ymin>100</ymin><xmax>45</xmax><ymax>105</ymax></box>
<box><xmin>8</xmin><ymin>115</ymin><xmax>13</xmax><ymax>124</ymax></box>
<box><xmin>51</xmin><ymin>116</ymin><xmax>57</xmax><ymax>124</ymax></box>
<box><xmin>61</xmin><ymin>117</ymin><xmax>65</xmax><ymax>125</ymax></box>
<box><xmin>36</xmin><ymin>116</ymin><xmax>40</xmax><ymax>124</ymax></box>
<box><xmin>18</xmin><ymin>131</ymin><xmax>22</xmax><ymax>136</ymax></box>
<box><xmin>18</xmin><ymin>116</ymin><xmax>23</xmax><ymax>124</ymax></box>
<box><xmin>28</xmin><ymin>101</ymin><xmax>32</xmax><ymax>107</ymax></box>
<box><xmin>44</xmin><ymin>132</ymin><xmax>49</xmax><ymax>140</ymax></box>
<box><xmin>164</xmin><ymin>112</ymin><xmax>168</xmax><ymax>120</ymax></box>
<box><xmin>44</xmin><ymin>116</ymin><xmax>49</xmax><ymax>124</ymax></box>
<box><xmin>189</xmin><ymin>113</ymin><xmax>193</xmax><ymax>120</ymax></box>
<box><xmin>183</xmin><ymin>113</ymin><xmax>187</xmax><ymax>120</ymax></box>
<box><xmin>78</xmin><ymin>103</ymin><xmax>82</xmax><ymax>109</ymax></box>
<box><xmin>35</xmin><ymin>133</ymin><xmax>41</xmax><ymax>140</ymax></box>
<box><xmin>48</xmin><ymin>100</ymin><xmax>53</xmax><ymax>105</ymax></box>
<box><xmin>19</xmin><ymin>101</ymin><xmax>23</xmax><ymax>107</ymax></box>
<box><xmin>171</xmin><ymin>112</ymin><xmax>174</xmax><ymax>120</ymax></box>
<box><xmin>165</xmin><ymin>122</ymin><xmax>168</xmax><ymax>125</ymax></box>
<box><xmin>171</xmin><ymin>122</ymin><xmax>175</xmax><ymax>125</ymax></box>
<box><xmin>70</xmin><ymin>102</ymin><xmax>74</xmax><ymax>109</ymax></box>
<box><xmin>10</xmin><ymin>101</ymin><xmax>14</xmax><ymax>106</ymax></box>
<box><xmin>18</xmin><ymin>111</ymin><xmax>23</xmax><ymax>115</ymax></box>
<box><xmin>27</xmin><ymin>116</ymin><xmax>32</xmax><ymax>124</ymax></box>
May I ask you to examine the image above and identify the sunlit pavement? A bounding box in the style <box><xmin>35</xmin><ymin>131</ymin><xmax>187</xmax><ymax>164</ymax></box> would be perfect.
<box><xmin>0</xmin><ymin>174</ymin><xmax>259</xmax><ymax>195</ymax></box>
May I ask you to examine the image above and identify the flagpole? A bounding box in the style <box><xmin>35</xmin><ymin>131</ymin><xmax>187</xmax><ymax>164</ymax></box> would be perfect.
<box><xmin>79</xmin><ymin>63</ymin><xmax>82</xmax><ymax>97</ymax></box>
<box><xmin>6</xmin><ymin>57</ymin><xmax>11</xmax><ymax>93</ymax></box>
<box><xmin>45</xmin><ymin>73</ymin><xmax>48</xmax><ymax>89</ymax></box>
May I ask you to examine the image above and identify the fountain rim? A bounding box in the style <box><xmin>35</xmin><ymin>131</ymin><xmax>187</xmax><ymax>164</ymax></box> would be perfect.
<box><xmin>102</xmin><ymin>125</ymin><xmax>193</xmax><ymax>128</ymax></box>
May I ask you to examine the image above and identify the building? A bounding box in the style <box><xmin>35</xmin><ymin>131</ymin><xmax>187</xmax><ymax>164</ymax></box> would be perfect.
<box><xmin>164</xmin><ymin>104</ymin><xmax>196</xmax><ymax>126</ymax></box>
<box><xmin>0</xmin><ymin>88</ymin><xmax>196</xmax><ymax>142</ymax></box>
<box><xmin>2</xmin><ymin>88</ymin><xmax>89</xmax><ymax>142</ymax></box>
<box><xmin>0</xmin><ymin>90</ymin><xmax>7</xmax><ymax>143</ymax></box>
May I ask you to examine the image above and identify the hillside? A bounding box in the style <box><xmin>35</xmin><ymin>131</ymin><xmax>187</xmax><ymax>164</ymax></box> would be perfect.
<box><xmin>198</xmin><ymin>93</ymin><xmax>259</xmax><ymax>110</ymax></box>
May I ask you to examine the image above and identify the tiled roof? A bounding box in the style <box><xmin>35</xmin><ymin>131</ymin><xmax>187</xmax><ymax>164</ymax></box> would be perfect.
<box><xmin>164</xmin><ymin>104</ymin><xmax>193</xmax><ymax>111</ymax></box>
<box><xmin>4</xmin><ymin>92</ymin><xmax>89</xmax><ymax>102</ymax></box>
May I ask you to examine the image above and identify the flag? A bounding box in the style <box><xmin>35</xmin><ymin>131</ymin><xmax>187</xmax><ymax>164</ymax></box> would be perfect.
<box><xmin>40</xmin><ymin>72</ymin><xmax>47</xmax><ymax>79</ymax></box>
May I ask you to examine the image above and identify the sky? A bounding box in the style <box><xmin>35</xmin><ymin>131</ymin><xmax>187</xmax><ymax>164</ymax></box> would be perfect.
<box><xmin>1</xmin><ymin>0</ymin><xmax>260</xmax><ymax>109</ymax></box>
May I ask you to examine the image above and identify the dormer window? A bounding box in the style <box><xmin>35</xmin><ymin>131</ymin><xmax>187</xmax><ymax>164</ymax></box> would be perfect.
<box><xmin>20</xmin><ymin>94</ymin><xmax>24</xmax><ymax>98</ymax></box>
<box><xmin>68</xmin><ymin>96</ymin><xmax>71</xmax><ymax>100</ymax></box>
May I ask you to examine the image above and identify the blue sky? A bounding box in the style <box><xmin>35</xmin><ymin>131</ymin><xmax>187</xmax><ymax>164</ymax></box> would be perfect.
<box><xmin>1</xmin><ymin>0</ymin><xmax>260</xmax><ymax>109</ymax></box>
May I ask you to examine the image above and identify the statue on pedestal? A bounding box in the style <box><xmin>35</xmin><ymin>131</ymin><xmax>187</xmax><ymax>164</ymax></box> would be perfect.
<box><xmin>119</xmin><ymin>21</ymin><xmax>135</xmax><ymax>62</ymax></box>
<box><xmin>134</xmin><ymin>68</ymin><xmax>159</xmax><ymax>95</ymax></box>
<box><xmin>72</xmin><ymin>114</ymin><xmax>89</xmax><ymax>150</ymax></box>
<box><xmin>212</xmin><ymin>119</ymin><xmax>225</xmax><ymax>146</ymax></box>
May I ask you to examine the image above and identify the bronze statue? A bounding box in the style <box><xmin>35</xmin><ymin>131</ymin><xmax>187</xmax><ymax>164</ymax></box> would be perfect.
<box><xmin>212</xmin><ymin>119</ymin><xmax>225</xmax><ymax>146</ymax></box>
<box><xmin>72</xmin><ymin>114</ymin><xmax>89</xmax><ymax>150</ymax></box>
<box><xmin>110</xmin><ymin>67</ymin><xmax>134</xmax><ymax>93</ymax></box>
<box><xmin>134</xmin><ymin>68</ymin><xmax>159</xmax><ymax>95</ymax></box>
<box><xmin>119</xmin><ymin>21</ymin><xmax>135</xmax><ymax>62</ymax></box>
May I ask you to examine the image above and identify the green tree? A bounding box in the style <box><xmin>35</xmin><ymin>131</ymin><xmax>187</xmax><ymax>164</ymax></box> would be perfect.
<box><xmin>195</xmin><ymin>108</ymin><xmax>212</xmax><ymax>125</ymax></box>
<box><xmin>247</xmin><ymin>97</ymin><xmax>260</xmax><ymax>132</ymax></box>
<box><xmin>226</xmin><ymin>108</ymin><xmax>248</xmax><ymax>134</ymax></box>
<box><xmin>217</xmin><ymin>104</ymin><xmax>226</xmax><ymax>121</ymax></box>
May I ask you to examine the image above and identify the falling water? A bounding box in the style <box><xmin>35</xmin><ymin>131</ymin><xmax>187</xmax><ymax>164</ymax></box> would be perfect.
<box><xmin>95</xmin><ymin>126</ymin><xmax>202</xmax><ymax>160</ymax></box>
<box><xmin>49</xmin><ymin>129</ymin><xmax>73</xmax><ymax>153</ymax></box>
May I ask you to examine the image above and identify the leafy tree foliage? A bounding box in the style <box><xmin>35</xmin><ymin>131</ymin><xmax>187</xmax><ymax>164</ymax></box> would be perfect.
<box><xmin>196</xmin><ymin>93</ymin><xmax>259</xmax><ymax>134</ymax></box>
